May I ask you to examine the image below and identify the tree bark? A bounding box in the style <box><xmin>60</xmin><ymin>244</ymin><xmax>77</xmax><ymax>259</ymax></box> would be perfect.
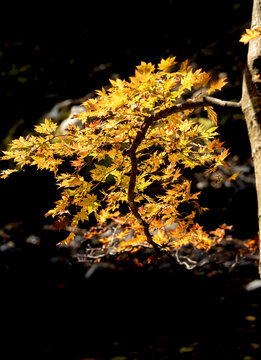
<box><xmin>241</xmin><ymin>0</ymin><xmax>261</xmax><ymax>276</ymax></box>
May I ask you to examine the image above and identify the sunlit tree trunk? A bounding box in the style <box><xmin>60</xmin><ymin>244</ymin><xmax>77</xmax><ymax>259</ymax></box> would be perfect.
<box><xmin>241</xmin><ymin>0</ymin><xmax>261</xmax><ymax>276</ymax></box>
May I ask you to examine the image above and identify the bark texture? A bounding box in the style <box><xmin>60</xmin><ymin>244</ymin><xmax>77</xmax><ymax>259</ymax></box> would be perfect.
<box><xmin>241</xmin><ymin>0</ymin><xmax>261</xmax><ymax>276</ymax></box>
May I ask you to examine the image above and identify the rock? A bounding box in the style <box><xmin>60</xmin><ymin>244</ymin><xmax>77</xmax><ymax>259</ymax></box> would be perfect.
<box><xmin>56</xmin><ymin>105</ymin><xmax>85</xmax><ymax>134</ymax></box>
<box><xmin>85</xmin><ymin>262</ymin><xmax>116</xmax><ymax>280</ymax></box>
<box><xmin>25</xmin><ymin>234</ymin><xmax>41</xmax><ymax>246</ymax></box>
<box><xmin>245</xmin><ymin>279</ymin><xmax>261</xmax><ymax>291</ymax></box>
<box><xmin>43</xmin><ymin>91</ymin><xmax>95</xmax><ymax>122</ymax></box>
<box><xmin>40</xmin><ymin>91</ymin><xmax>96</xmax><ymax>135</ymax></box>
<box><xmin>0</xmin><ymin>241</ymin><xmax>15</xmax><ymax>252</ymax></box>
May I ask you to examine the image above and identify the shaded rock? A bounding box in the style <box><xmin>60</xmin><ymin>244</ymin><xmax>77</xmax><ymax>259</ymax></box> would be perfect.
<box><xmin>85</xmin><ymin>262</ymin><xmax>116</xmax><ymax>280</ymax></box>
<box><xmin>57</xmin><ymin>105</ymin><xmax>84</xmax><ymax>134</ymax></box>
<box><xmin>43</xmin><ymin>92</ymin><xmax>95</xmax><ymax>123</ymax></box>
<box><xmin>25</xmin><ymin>234</ymin><xmax>41</xmax><ymax>246</ymax></box>
<box><xmin>245</xmin><ymin>279</ymin><xmax>261</xmax><ymax>292</ymax></box>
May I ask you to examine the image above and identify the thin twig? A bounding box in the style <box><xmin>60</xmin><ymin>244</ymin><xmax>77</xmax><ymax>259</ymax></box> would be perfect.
<box><xmin>204</xmin><ymin>96</ymin><xmax>241</xmax><ymax>108</ymax></box>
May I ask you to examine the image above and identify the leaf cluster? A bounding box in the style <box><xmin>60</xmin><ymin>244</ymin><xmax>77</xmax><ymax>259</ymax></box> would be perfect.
<box><xmin>1</xmin><ymin>57</ymin><xmax>229</xmax><ymax>256</ymax></box>
<box><xmin>239</xmin><ymin>27</ymin><xmax>261</xmax><ymax>44</ymax></box>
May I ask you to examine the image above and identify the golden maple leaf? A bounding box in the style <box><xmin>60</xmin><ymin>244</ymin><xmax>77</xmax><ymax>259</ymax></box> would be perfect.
<box><xmin>240</xmin><ymin>27</ymin><xmax>261</xmax><ymax>44</ymax></box>
<box><xmin>158</xmin><ymin>56</ymin><xmax>177</xmax><ymax>72</ymax></box>
<box><xmin>34</xmin><ymin>118</ymin><xmax>57</xmax><ymax>134</ymax></box>
<box><xmin>207</xmin><ymin>77</ymin><xmax>227</xmax><ymax>95</ymax></box>
<box><xmin>227</xmin><ymin>170</ymin><xmax>241</xmax><ymax>182</ymax></box>
<box><xmin>0</xmin><ymin>169</ymin><xmax>18</xmax><ymax>179</ymax></box>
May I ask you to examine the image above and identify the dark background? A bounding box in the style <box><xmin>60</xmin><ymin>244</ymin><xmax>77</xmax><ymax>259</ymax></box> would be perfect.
<box><xmin>0</xmin><ymin>0</ymin><xmax>251</xmax><ymax>140</ymax></box>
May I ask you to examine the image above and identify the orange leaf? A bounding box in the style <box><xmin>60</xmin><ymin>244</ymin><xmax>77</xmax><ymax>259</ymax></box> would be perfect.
<box><xmin>240</xmin><ymin>27</ymin><xmax>261</xmax><ymax>44</ymax></box>
<box><xmin>158</xmin><ymin>57</ymin><xmax>177</xmax><ymax>72</ymax></box>
<box><xmin>227</xmin><ymin>170</ymin><xmax>241</xmax><ymax>182</ymax></box>
<box><xmin>207</xmin><ymin>77</ymin><xmax>227</xmax><ymax>95</ymax></box>
<box><xmin>57</xmin><ymin>232</ymin><xmax>75</xmax><ymax>247</ymax></box>
<box><xmin>133</xmin><ymin>258</ymin><xmax>143</xmax><ymax>268</ymax></box>
<box><xmin>0</xmin><ymin>169</ymin><xmax>18</xmax><ymax>179</ymax></box>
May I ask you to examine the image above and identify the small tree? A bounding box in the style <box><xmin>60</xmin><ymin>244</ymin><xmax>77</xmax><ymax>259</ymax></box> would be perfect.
<box><xmin>6</xmin><ymin>0</ymin><xmax>261</xmax><ymax>269</ymax></box>
<box><xmin>1</xmin><ymin>57</ymin><xmax>239</xmax><ymax>261</ymax></box>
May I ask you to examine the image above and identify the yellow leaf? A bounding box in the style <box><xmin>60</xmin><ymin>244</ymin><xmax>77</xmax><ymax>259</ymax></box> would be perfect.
<box><xmin>96</xmin><ymin>86</ymin><xmax>107</xmax><ymax>98</ymax></box>
<box><xmin>207</xmin><ymin>77</ymin><xmax>227</xmax><ymax>95</ymax></box>
<box><xmin>136</xmin><ymin>61</ymin><xmax>155</xmax><ymax>75</ymax></box>
<box><xmin>0</xmin><ymin>169</ymin><xmax>18</xmax><ymax>179</ymax></box>
<box><xmin>57</xmin><ymin>174</ymin><xmax>84</xmax><ymax>188</ymax></box>
<box><xmin>227</xmin><ymin>170</ymin><xmax>241</xmax><ymax>182</ymax></box>
<box><xmin>90</xmin><ymin>164</ymin><xmax>109</xmax><ymax>182</ymax></box>
<box><xmin>110</xmin><ymin>92</ymin><xmax>126</xmax><ymax>109</ymax></box>
<box><xmin>179</xmin><ymin>59</ymin><xmax>190</xmax><ymax>74</ymax></box>
<box><xmin>70</xmin><ymin>157</ymin><xmax>85</xmax><ymax>168</ymax></box>
<box><xmin>59</xmin><ymin>232</ymin><xmax>76</xmax><ymax>246</ymax></box>
<box><xmin>158</xmin><ymin>57</ymin><xmax>177</xmax><ymax>72</ymax></box>
<box><xmin>193</xmin><ymin>70</ymin><xmax>211</xmax><ymax>88</ymax></box>
<box><xmin>133</xmin><ymin>258</ymin><xmax>143</xmax><ymax>268</ymax></box>
<box><xmin>98</xmin><ymin>209</ymin><xmax>120</xmax><ymax>223</ymax></box>
<box><xmin>76</xmin><ymin>209</ymin><xmax>89</xmax><ymax>223</ymax></box>
<box><xmin>181</xmin><ymin>69</ymin><xmax>194</xmax><ymax>91</ymax></box>
<box><xmin>153</xmin><ymin>229</ymin><xmax>169</xmax><ymax>245</ymax></box>
<box><xmin>34</xmin><ymin>118</ymin><xmax>57</xmax><ymax>134</ymax></box>
<box><xmin>240</xmin><ymin>27</ymin><xmax>261</xmax><ymax>44</ymax></box>
<box><xmin>204</xmin><ymin>106</ymin><xmax>218</xmax><ymax>125</ymax></box>
<box><xmin>79</xmin><ymin>193</ymin><xmax>99</xmax><ymax>214</ymax></box>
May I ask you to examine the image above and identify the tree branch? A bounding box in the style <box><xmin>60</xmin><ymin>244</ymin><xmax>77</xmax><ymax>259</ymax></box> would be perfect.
<box><xmin>127</xmin><ymin>149</ymin><xmax>163</xmax><ymax>255</ymax></box>
<box><xmin>123</xmin><ymin>96</ymin><xmax>241</xmax><ymax>157</ymax></box>
<box><xmin>146</xmin><ymin>96</ymin><xmax>241</xmax><ymax>125</ymax></box>
<box><xmin>204</xmin><ymin>96</ymin><xmax>242</xmax><ymax>108</ymax></box>
<box><xmin>125</xmin><ymin>95</ymin><xmax>241</xmax><ymax>259</ymax></box>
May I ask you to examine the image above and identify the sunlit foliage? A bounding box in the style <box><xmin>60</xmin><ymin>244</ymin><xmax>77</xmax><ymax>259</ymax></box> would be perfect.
<box><xmin>1</xmin><ymin>58</ymin><xmax>230</xmax><ymax>256</ymax></box>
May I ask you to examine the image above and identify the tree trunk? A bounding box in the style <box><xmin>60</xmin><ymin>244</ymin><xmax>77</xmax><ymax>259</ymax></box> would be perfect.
<box><xmin>241</xmin><ymin>0</ymin><xmax>261</xmax><ymax>276</ymax></box>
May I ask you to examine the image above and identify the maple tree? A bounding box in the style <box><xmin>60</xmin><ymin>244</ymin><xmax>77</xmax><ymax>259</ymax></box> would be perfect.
<box><xmin>1</xmin><ymin>56</ymin><xmax>238</xmax><ymax>263</ymax></box>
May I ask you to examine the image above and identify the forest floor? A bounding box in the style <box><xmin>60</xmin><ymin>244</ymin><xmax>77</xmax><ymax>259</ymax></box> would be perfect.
<box><xmin>0</xmin><ymin>220</ymin><xmax>260</xmax><ymax>360</ymax></box>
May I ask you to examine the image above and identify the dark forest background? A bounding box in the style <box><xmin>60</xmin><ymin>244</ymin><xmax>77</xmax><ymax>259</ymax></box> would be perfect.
<box><xmin>0</xmin><ymin>0</ymin><xmax>251</xmax><ymax>142</ymax></box>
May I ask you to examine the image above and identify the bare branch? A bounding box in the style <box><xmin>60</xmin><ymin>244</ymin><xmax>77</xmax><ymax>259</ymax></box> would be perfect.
<box><xmin>204</xmin><ymin>96</ymin><xmax>242</xmax><ymax>108</ymax></box>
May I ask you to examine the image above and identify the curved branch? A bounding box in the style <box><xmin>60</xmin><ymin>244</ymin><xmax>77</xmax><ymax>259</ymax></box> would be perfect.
<box><xmin>146</xmin><ymin>96</ymin><xmax>241</xmax><ymax>124</ymax></box>
<box><xmin>125</xmin><ymin>95</ymin><xmax>241</xmax><ymax>259</ymax></box>
<box><xmin>204</xmin><ymin>96</ymin><xmax>242</xmax><ymax>108</ymax></box>
<box><xmin>127</xmin><ymin>149</ymin><xmax>163</xmax><ymax>255</ymax></box>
